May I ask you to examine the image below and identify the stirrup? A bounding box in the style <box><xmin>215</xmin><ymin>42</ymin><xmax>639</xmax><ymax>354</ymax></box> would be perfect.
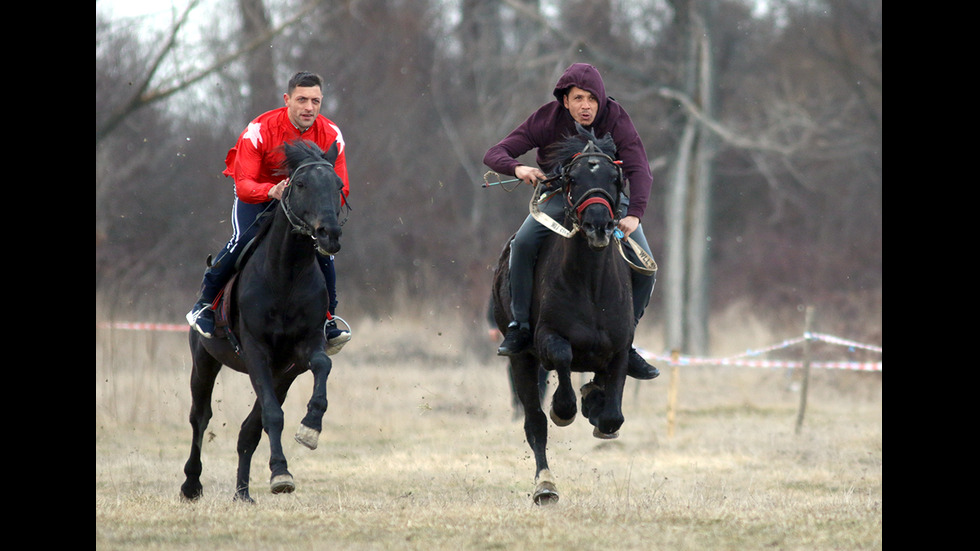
<box><xmin>324</xmin><ymin>315</ymin><xmax>352</xmax><ymax>356</ymax></box>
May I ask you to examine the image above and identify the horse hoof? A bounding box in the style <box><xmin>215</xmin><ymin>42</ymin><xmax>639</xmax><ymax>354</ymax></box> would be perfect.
<box><xmin>270</xmin><ymin>474</ymin><xmax>295</xmax><ymax>494</ymax></box>
<box><xmin>533</xmin><ymin>469</ymin><xmax>559</xmax><ymax>505</ymax></box>
<box><xmin>580</xmin><ymin>381</ymin><xmax>600</xmax><ymax>398</ymax></box>
<box><xmin>295</xmin><ymin>424</ymin><xmax>320</xmax><ymax>450</ymax></box>
<box><xmin>180</xmin><ymin>481</ymin><xmax>203</xmax><ymax>501</ymax></box>
<box><xmin>533</xmin><ymin>481</ymin><xmax>559</xmax><ymax>505</ymax></box>
<box><xmin>593</xmin><ymin>427</ymin><xmax>619</xmax><ymax>439</ymax></box>
<box><xmin>549</xmin><ymin>405</ymin><xmax>575</xmax><ymax>427</ymax></box>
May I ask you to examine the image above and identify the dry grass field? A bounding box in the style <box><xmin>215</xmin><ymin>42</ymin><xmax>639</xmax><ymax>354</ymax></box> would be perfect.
<box><xmin>96</xmin><ymin>306</ymin><xmax>881</xmax><ymax>550</ymax></box>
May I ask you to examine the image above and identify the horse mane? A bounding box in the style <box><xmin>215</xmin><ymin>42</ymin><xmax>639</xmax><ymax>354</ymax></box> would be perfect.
<box><xmin>275</xmin><ymin>140</ymin><xmax>330</xmax><ymax>178</ymax></box>
<box><xmin>544</xmin><ymin>124</ymin><xmax>618</xmax><ymax>169</ymax></box>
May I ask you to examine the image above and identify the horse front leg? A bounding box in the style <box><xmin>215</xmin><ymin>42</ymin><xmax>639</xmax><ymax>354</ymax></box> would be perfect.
<box><xmin>242</xmin><ymin>357</ymin><xmax>294</xmax><ymax>498</ymax></box>
<box><xmin>181</xmin><ymin>336</ymin><xmax>221</xmax><ymax>501</ymax></box>
<box><xmin>539</xmin><ymin>333</ymin><xmax>576</xmax><ymax>427</ymax></box>
<box><xmin>295</xmin><ymin>350</ymin><xmax>333</xmax><ymax>449</ymax></box>
<box><xmin>581</xmin><ymin>350</ymin><xmax>627</xmax><ymax>438</ymax></box>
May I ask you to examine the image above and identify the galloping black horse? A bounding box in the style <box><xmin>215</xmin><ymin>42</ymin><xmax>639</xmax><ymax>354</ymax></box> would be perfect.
<box><xmin>492</xmin><ymin>126</ymin><xmax>633</xmax><ymax>504</ymax></box>
<box><xmin>180</xmin><ymin>140</ymin><xmax>346</xmax><ymax>503</ymax></box>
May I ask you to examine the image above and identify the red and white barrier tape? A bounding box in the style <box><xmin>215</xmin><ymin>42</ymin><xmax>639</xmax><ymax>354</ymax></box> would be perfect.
<box><xmin>97</xmin><ymin>321</ymin><xmax>881</xmax><ymax>372</ymax></box>
<box><xmin>97</xmin><ymin>321</ymin><xmax>187</xmax><ymax>332</ymax></box>
<box><xmin>638</xmin><ymin>331</ymin><xmax>882</xmax><ymax>372</ymax></box>
<box><xmin>644</xmin><ymin>353</ymin><xmax>882</xmax><ymax>372</ymax></box>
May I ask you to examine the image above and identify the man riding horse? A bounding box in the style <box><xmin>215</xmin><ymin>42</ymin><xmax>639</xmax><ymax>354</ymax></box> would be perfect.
<box><xmin>483</xmin><ymin>62</ymin><xmax>660</xmax><ymax>381</ymax></box>
<box><xmin>186</xmin><ymin>72</ymin><xmax>351</xmax><ymax>355</ymax></box>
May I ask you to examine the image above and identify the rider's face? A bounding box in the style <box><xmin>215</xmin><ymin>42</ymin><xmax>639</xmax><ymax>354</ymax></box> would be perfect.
<box><xmin>563</xmin><ymin>86</ymin><xmax>599</xmax><ymax>126</ymax></box>
<box><xmin>284</xmin><ymin>85</ymin><xmax>323</xmax><ymax>131</ymax></box>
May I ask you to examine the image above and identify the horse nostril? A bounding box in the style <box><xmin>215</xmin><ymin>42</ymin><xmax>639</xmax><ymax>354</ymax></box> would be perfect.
<box><xmin>316</xmin><ymin>225</ymin><xmax>341</xmax><ymax>239</ymax></box>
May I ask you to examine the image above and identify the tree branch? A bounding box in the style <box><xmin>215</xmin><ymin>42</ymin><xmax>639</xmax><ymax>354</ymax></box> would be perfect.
<box><xmin>96</xmin><ymin>0</ymin><xmax>326</xmax><ymax>144</ymax></box>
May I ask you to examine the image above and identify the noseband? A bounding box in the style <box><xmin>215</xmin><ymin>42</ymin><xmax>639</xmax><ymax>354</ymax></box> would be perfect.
<box><xmin>280</xmin><ymin>159</ymin><xmax>349</xmax><ymax>236</ymax></box>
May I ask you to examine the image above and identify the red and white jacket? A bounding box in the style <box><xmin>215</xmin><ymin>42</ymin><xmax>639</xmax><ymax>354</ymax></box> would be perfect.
<box><xmin>223</xmin><ymin>107</ymin><xmax>349</xmax><ymax>204</ymax></box>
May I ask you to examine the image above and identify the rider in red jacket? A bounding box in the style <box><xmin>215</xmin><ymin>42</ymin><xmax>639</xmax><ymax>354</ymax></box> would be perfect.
<box><xmin>222</xmin><ymin>104</ymin><xmax>349</xmax><ymax>203</ymax></box>
<box><xmin>186</xmin><ymin>72</ymin><xmax>351</xmax><ymax>354</ymax></box>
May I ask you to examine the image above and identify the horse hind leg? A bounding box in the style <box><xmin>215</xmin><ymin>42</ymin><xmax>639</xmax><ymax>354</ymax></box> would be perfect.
<box><xmin>181</xmin><ymin>336</ymin><xmax>221</xmax><ymax>501</ymax></box>
<box><xmin>233</xmin><ymin>402</ymin><xmax>266</xmax><ymax>503</ymax></box>
<box><xmin>511</xmin><ymin>356</ymin><xmax>559</xmax><ymax>505</ymax></box>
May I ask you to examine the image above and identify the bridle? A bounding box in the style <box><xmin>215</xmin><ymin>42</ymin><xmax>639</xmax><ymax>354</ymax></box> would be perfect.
<box><xmin>557</xmin><ymin>148</ymin><xmax>624</xmax><ymax>226</ymax></box>
<box><xmin>531</xmin><ymin>143</ymin><xmax>624</xmax><ymax>238</ymax></box>
<box><xmin>529</xmin><ymin>142</ymin><xmax>657</xmax><ymax>276</ymax></box>
<box><xmin>280</xmin><ymin>159</ymin><xmax>350</xmax><ymax>236</ymax></box>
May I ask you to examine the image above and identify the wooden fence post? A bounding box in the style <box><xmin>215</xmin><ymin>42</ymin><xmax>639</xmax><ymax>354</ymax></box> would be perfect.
<box><xmin>666</xmin><ymin>349</ymin><xmax>680</xmax><ymax>438</ymax></box>
<box><xmin>795</xmin><ymin>306</ymin><xmax>814</xmax><ymax>435</ymax></box>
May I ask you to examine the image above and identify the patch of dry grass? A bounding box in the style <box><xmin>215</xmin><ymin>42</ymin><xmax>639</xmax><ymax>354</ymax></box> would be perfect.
<box><xmin>96</xmin><ymin>307</ymin><xmax>881</xmax><ymax>550</ymax></box>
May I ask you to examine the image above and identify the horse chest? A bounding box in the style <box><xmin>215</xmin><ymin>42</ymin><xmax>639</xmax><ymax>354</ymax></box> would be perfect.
<box><xmin>537</xmin><ymin>276</ymin><xmax>630</xmax><ymax>319</ymax></box>
<box><xmin>536</xmin><ymin>281</ymin><xmax>633</xmax><ymax>356</ymax></box>
<box><xmin>237</xmin><ymin>286</ymin><xmax>324</xmax><ymax>339</ymax></box>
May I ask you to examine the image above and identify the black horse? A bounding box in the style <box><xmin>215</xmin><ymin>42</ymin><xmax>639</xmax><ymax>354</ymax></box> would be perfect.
<box><xmin>180</xmin><ymin>140</ymin><xmax>346</xmax><ymax>503</ymax></box>
<box><xmin>492</xmin><ymin>127</ymin><xmax>633</xmax><ymax>504</ymax></box>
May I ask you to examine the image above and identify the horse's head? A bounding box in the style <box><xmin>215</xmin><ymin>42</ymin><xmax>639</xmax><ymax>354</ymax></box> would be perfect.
<box><xmin>280</xmin><ymin>140</ymin><xmax>347</xmax><ymax>255</ymax></box>
<box><xmin>549</xmin><ymin>125</ymin><xmax>624</xmax><ymax>250</ymax></box>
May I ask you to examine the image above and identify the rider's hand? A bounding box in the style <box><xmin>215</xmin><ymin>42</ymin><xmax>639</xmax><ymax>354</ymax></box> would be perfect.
<box><xmin>515</xmin><ymin>165</ymin><xmax>546</xmax><ymax>186</ymax></box>
<box><xmin>268</xmin><ymin>179</ymin><xmax>288</xmax><ymax>200</ymax></box>
<box><xmin>618</xmin><ymin>215</ymin><xmax>640</xmax><ymax>239</ymax></box>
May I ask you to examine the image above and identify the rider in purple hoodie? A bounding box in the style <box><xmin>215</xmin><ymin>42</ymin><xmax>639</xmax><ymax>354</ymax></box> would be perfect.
<box><xmin>484</xmin><ymin>63</ymin><xmax>659</xmax><ymax>380</ymax></box>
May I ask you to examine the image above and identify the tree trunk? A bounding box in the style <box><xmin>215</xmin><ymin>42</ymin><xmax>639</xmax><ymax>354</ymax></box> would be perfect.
<box><xmin>239</xmin><ymin>0</ymin><xmax>278</xmax><ymax>115</ymax></box>
<box><xmin>665</xmin><ymin>0</ymin><xmax>716</xmax><ymax>356</ymax></box>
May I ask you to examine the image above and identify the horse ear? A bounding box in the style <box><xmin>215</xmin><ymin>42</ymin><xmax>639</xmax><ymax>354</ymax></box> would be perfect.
<box><xmin>324</xmin><ymin>141</ymin><xmax>339</xmax><ymax>163</ymax></box>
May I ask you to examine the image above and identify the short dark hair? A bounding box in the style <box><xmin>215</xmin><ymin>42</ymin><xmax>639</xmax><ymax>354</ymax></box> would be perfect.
<box><xmin>287</xmin><ymin>72</ymin><xmax>323</xmax><ymax>94</ymax></box>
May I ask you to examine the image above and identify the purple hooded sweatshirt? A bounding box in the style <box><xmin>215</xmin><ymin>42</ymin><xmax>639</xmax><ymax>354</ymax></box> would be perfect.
<box><xmin>483</xmin><ymin>63</ymin><xmax>653</xmax><ymax>219</ymax></box>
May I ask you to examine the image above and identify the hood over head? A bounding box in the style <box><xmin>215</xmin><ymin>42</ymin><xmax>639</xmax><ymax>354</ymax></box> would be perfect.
<box><xmin>553</xmin><ymin>63</ymin><xmax>608</xmax><ymax>114</ymax></box>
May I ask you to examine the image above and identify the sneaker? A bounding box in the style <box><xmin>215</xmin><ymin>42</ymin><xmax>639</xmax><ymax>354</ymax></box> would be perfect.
<box><xmin>324</xmin><ymin>319</ymin><xmax>351</xmax><ymax>356</ymax></box>
<box><xmin>627</xmin><ymin>348</ymin><xmax>660</xmax><ymax>380</ymax></box>
<box><xmin>497</xmin><ymin>322</ymin><xmax>532</xmax><ymax>356</ymax></box>
<box><xmin>186</xmin><ymin>300</ymin><xmax>215</xmax><ymax>338</ymax></box>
